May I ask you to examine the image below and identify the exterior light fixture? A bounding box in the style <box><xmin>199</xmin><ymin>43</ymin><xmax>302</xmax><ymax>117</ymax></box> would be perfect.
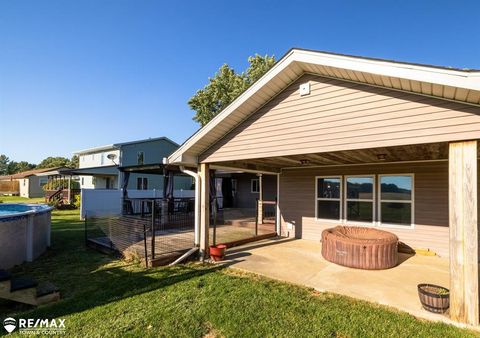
<box><xmin>300</xmin><ymin>159</ymin><xmax>310</xmax><ymax>165</ymax></box>
<box><xmin>376</xmin><ymin>154</ymin><xmax>387</xmax><ymax>161</ymax></box>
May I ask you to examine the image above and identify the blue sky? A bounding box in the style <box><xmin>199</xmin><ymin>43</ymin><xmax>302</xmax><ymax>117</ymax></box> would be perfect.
<box><xmin>1</xmin><ymin>1</ymin><xmax>479</xmax><ymax>163</ymax></box>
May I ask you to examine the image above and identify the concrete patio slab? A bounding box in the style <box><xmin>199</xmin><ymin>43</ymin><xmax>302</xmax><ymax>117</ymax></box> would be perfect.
<box><xmin>224</xmin><ymin>238</ymin><xmax>460</xmax><ymax>325</ymax></box>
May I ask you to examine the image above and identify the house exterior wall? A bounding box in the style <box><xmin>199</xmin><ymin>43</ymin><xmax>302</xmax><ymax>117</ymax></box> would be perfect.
<box><xmin>79</xmin><ymin>149</ymin><xmax>120</xmax><ymax>169</ymax></box>
<box><xmin>120</xmin><ymin>139</ymin><xmax>189</xmax><ymax>191</ymax></box>
<box><xmin>18</xmin><ymin>176</ymin><xmax>45</xmax><ymax>198</ymax></box>
<box><xmin>120</xmin><ymin>139</ymin><xmax>178</xmax><ymax>167</ymax></box>
<box><xmin>278</xmin><ymin>161</ymin><xmax>457</xmax><ymax>257</ymax></box>
<box><xmin>200</xmin><ymin>74</ymin><xmax>480</xmax><ymax>163</ymax></box>
<box><xmin>28</xmin><ymin>176</ymin><xmax>46</xmax><ymax>198</ymax></box>
<box><xmin>231</xmin><ymin>174</ymin><xmax>277</xmax><ymax>209</ymax></box>
<box><xmin>78</xmin><ymin>148</ymin><xmax>120</xmax><ymax>190</ymax></box>
<box><xmin>19</xmin><ymin>178</ymin><xmax>29</xmax><ymax>198</ymax></box>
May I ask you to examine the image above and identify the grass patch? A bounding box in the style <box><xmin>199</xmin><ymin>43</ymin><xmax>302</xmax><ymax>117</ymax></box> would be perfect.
<box><xmin>0</xmin><ymin>209</ymin><xmax>476</xmax><ymax>337</ymax></box>
<box><xmin>0</xmin><ymin>196</ymin><xmax>45</xmax><ymax>204</ymax></box>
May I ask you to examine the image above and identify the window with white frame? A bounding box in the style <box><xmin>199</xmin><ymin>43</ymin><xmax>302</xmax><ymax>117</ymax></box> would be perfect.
<box><xmin>251</xmin><ymin>178</ymin><xmax>259</xmax><ymax>193</ymax></box>
<box><xmin>379</xmin><ymin>175</ymin><xmax>414</xmax><ymax>226</ymax></box>
<box><xmin>345</xmin><ymin>176</ymin><xmax>374</xmax><ymax>223</ymax></box>
<box><xmin>316</xmin><ymin>177</ymin><xmax>341</xmax><ymax>220</ymax></box>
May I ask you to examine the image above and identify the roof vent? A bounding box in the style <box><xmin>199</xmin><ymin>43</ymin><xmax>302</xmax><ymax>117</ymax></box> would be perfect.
<box><xmin>299</xmin><ymin>82</ymin><xmax>310</xmax><ymax>96</ymax></box>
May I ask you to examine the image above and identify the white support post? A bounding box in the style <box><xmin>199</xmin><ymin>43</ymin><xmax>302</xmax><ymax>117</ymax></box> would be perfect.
<box><xmin>449</xmin><ymin>140</ymin><xmax>479</xmax><ymax>325</ymax></box>
<box><xmin>199</xmin><ymin>163</ymin><xmax>210</xmax><ymax>261</ymax></box>
<box><xmin>257</xmin><ymin>174</ymin><xmax>263</xmax><ymax>225</ymax></box>
<box><xmin>276</xmin><ymin>173</ymin><xmax>281</xmax><ymax>235</ymax></box>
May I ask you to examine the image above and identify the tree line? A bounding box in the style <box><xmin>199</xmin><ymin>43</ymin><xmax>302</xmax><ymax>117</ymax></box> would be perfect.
<box><xmin>0</xmin><ymin>154</ymin><xmax>79</xmax><ymax>176</ymax></box>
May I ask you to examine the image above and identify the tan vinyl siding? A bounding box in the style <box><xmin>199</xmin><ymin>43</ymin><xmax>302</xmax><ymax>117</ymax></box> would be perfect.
<box><xmin>278</xmin><ymin>161</ymin><xmax>455</xmax><ymax>257</ymax></box>
<box><xmin>200</xmin><ymin>74</ymin><xmax>480</xmax><ymax>163</ymax></box>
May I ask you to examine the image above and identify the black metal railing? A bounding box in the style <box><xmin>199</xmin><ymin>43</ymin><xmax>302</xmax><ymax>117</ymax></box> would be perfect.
<box><xmin>85</xmin><ymin>197</ymin><xmax>195</xmax><ymax>267</ymax></box>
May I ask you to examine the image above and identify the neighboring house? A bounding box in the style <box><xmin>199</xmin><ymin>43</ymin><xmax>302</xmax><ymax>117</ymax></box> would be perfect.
<box><xmin>73</xmin><ymin>144</ymin><xmax>120</xmax><ymax>189</ymax></box>
<box><xmin>73</xmin><ymin>137</ymin><xmax>191</xmax><ymax>191</ymax></box>
<box><xmin>168</xmin><ymin>48</ymin><xmax>480</xmax><ymax>325</ymax></box>
<box><xmin>0</xmin><ymin>167</ymin><xmax>63</xmax><ymax>198</ymax></box>
<box><xmin>117</xmin><ymin>137</ymin><xmax>186</xmax><ymax>191</ymax></box>
<box><xmin>73</xmin><ymin>137</ymin><xmax>192</xmax><ymax>217</ymax></box>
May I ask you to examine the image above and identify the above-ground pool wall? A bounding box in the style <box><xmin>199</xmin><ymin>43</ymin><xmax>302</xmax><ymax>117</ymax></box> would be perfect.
<box><xmin>32</xmin><ymin>211</ymin><xmax>51</xmax><ymax>260</ymax></box>
<box><xmin>278</xmin><ymin>161</ymin><xmax>464</xmax><ymax>258</ymax></box>
<box><xmin>0</xmin><ymin>210</ymin><xmax>51</xmax><ymax>270</ymax></box>
<box><xmin>0</xmin><ymin>216</ymin><xmax>28</xmax><ymax>269</ymax></box>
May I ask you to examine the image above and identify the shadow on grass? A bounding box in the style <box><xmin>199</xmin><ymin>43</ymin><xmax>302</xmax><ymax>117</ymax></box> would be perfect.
<box><xmin>15</xmin><ymin>263</ymin><xmax>224</xmax><ymax>322</ymax></box>
<box><xmin>0</xmin><ymin>210</ymin><xmax>224</xmax><ymax>321</ymax></box>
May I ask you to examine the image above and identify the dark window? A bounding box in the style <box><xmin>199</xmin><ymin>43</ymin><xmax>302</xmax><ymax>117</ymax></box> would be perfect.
<box><xmin>317</xmin><ymin>177</ymin><xmax>341</xmax><ymax>199</ymax></box>
<box><xmin>137</xmin><ymin>152</ymin><xmax>144</xmax><ymax>165</ymax></box>
<box><xmin>346</xmin><ymin>177</ymin><xmax>373</xmax><ymax>200</ymax></box>
<box><xmin>251</xmin><ymin>179</ymin><xmax>259</xmax><ymax>193</ymax></box>
<box><xmin>346</xmin><ymin>201</ymin><xmax>373</xmax><ymax>222</ymax></box>
<box><xmin>316</xmin><ymin>177</ymin><xmax>341</xmax><ymax>220</ymax></box>
<box><xmin>317</xmin><ymin>200</ymin><xmax>340</xmax><ymax>220</ymax></box>
<box><xmin>345</xmin><ymin>176</ymin><xmax>374</xmax><ymax>223</ymax></box>
<box><xmin>379</xmin><ymin>175</ymin><xmax>413</xmax><ymax>226</ymax></box>
<box><xmin>380</xmin><ymin>202</ymin><xmax>412</xmax><ymax>225</ymax></box>
<box><xmin>137</xmin><ymin>177</ymin><xmax>148</xmax><ymax>190</ymax></box>
<box><xmin>380</xmin><ymin>175</ymin><xmax>412</xmax><ymax>200</ymax></box>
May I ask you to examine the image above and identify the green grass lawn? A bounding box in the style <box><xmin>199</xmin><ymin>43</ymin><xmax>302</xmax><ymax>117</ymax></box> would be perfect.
<box><xmin>0</xmin><ymin>196</ymin><xmax>45</xmax><ymax>204</ymax></box>
<box><xmin>0</xmin><ymin>209</ymin><xmax>476</xmax><ymax>337</ymax></box>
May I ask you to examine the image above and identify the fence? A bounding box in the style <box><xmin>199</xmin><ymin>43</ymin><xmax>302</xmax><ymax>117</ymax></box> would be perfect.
<box><xmin>0</xmin><ymin>180</ymin><xmax>19</xmax><ymax>195</ymax></box>
<box><xmin>80</xmin><ymin>188</ymin><xmax>195</xmax><ymax>218</ymax></box>
<box><xmin>85</xmin><ymin>197</ymin><xmax>195</xmax><ymax>267</ymax></box>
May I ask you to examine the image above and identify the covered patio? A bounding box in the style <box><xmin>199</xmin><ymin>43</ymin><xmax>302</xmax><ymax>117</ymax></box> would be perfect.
<box><xmin>225</xmin><ymin>238</ymin><xmax>454</xmax><ymax>324</ymax></box>
<box><xmin>166</xmin><ymin>49</ymin><xmax>480</xmax><ymax>326</ymax></box>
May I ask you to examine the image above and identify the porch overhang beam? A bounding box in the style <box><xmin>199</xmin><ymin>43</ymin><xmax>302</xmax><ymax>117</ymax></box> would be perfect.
<box><xmin>210</xmin><ymin>162</ymin><xmax>280</xmax><ymax>175</ymax></box>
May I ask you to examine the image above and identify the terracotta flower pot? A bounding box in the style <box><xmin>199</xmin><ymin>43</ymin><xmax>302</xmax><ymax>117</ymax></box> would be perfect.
<box><xmin>209</xmin><ymin>244</ymin><xmax>227</xmax><ymax>261</ymax></box>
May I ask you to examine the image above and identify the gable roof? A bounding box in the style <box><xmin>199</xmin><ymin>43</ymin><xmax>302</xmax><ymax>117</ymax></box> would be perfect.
<box><xmin>0</xmin><ymin>167</ymin><xmax>63</xmax><ymax>180</ymax></box>
<box><xmin>168</xmin><ymin>48</ymin><xmax>480</xmax><ymax>166</ymax></box>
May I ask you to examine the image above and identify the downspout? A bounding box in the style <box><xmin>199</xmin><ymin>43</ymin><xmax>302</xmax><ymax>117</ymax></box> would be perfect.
<box><xmin>179</xmin><ymin>166</ymin><xmax>200</xmax><ymax>247</ymax></box>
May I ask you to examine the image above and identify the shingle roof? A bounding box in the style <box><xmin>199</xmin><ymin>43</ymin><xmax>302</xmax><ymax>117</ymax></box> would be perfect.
<box><xmin>0</xmin><ymin>167</ymin><xmax>62</xmax><ymax>180</ymax></box>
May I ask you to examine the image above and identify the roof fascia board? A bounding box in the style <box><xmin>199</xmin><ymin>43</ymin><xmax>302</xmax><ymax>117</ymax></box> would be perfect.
<box><xmin>114</xmin><ymin>136</ymin><xmax>179</xmax><ymax>148</ymax></box>
<box><xmin>73</xmin><ymin>144</ymin><xmax>116</xmax><ymax>155</ymax></box>
<box><xmin>294</xmin><ymin>50</ymin><xmax>480</xmax><ymax>90</ymax></box>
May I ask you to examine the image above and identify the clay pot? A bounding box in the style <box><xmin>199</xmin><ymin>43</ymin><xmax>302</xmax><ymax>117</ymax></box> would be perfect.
<box><xmin>209</xmin><ymin>244</ymin><xmax>227</xmax><ymax>261</ymax></box>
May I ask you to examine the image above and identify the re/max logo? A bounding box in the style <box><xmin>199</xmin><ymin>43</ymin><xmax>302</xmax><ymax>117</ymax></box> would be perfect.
<box><xmin>18</xmin><ymin>318</ymin><xmax>65</xmax><ymax>329</ymax></box>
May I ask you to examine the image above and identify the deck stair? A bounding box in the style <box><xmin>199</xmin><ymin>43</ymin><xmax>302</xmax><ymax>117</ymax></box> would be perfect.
<box><xmin>0</xmin><ymin>269</ymin><xmax>60</xmax><ymax>305</ymax></box>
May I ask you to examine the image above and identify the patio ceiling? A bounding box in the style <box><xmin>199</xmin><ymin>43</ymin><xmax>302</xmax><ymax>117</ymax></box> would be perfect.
<box><xmin>212</xmin><ymin>142</ymin><xmax>453</xmax><ymax>172</ymax></box>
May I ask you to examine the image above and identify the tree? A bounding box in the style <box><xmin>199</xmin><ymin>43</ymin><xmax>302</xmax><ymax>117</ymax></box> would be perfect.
<box><xmin>0</xmin><ymin>155</ymin><xmax>9</xmax><ymax>175</ymax></box>
<box><xmin>7</xmin><ymin>161</ymin><xmax>36</xmax><ymax>174</ymax></box>
<box><xmin>0</xmin><ymin>155</ymin><xmax>36</xmax><ymax>175</ymax></box>
<box><xmin>37</xmin><ymin>156</ymin><xmax>71</xmax><ymax>169</ymax></box>
<box><xmin>69</xmin><ymin>155</ymin><xmax>79</xmax><ymax>169</ymax></box>
<box><xmin>189</xmin><ymin>54</ymin><xmax>275</xmax><ymax>126</ymax></box>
